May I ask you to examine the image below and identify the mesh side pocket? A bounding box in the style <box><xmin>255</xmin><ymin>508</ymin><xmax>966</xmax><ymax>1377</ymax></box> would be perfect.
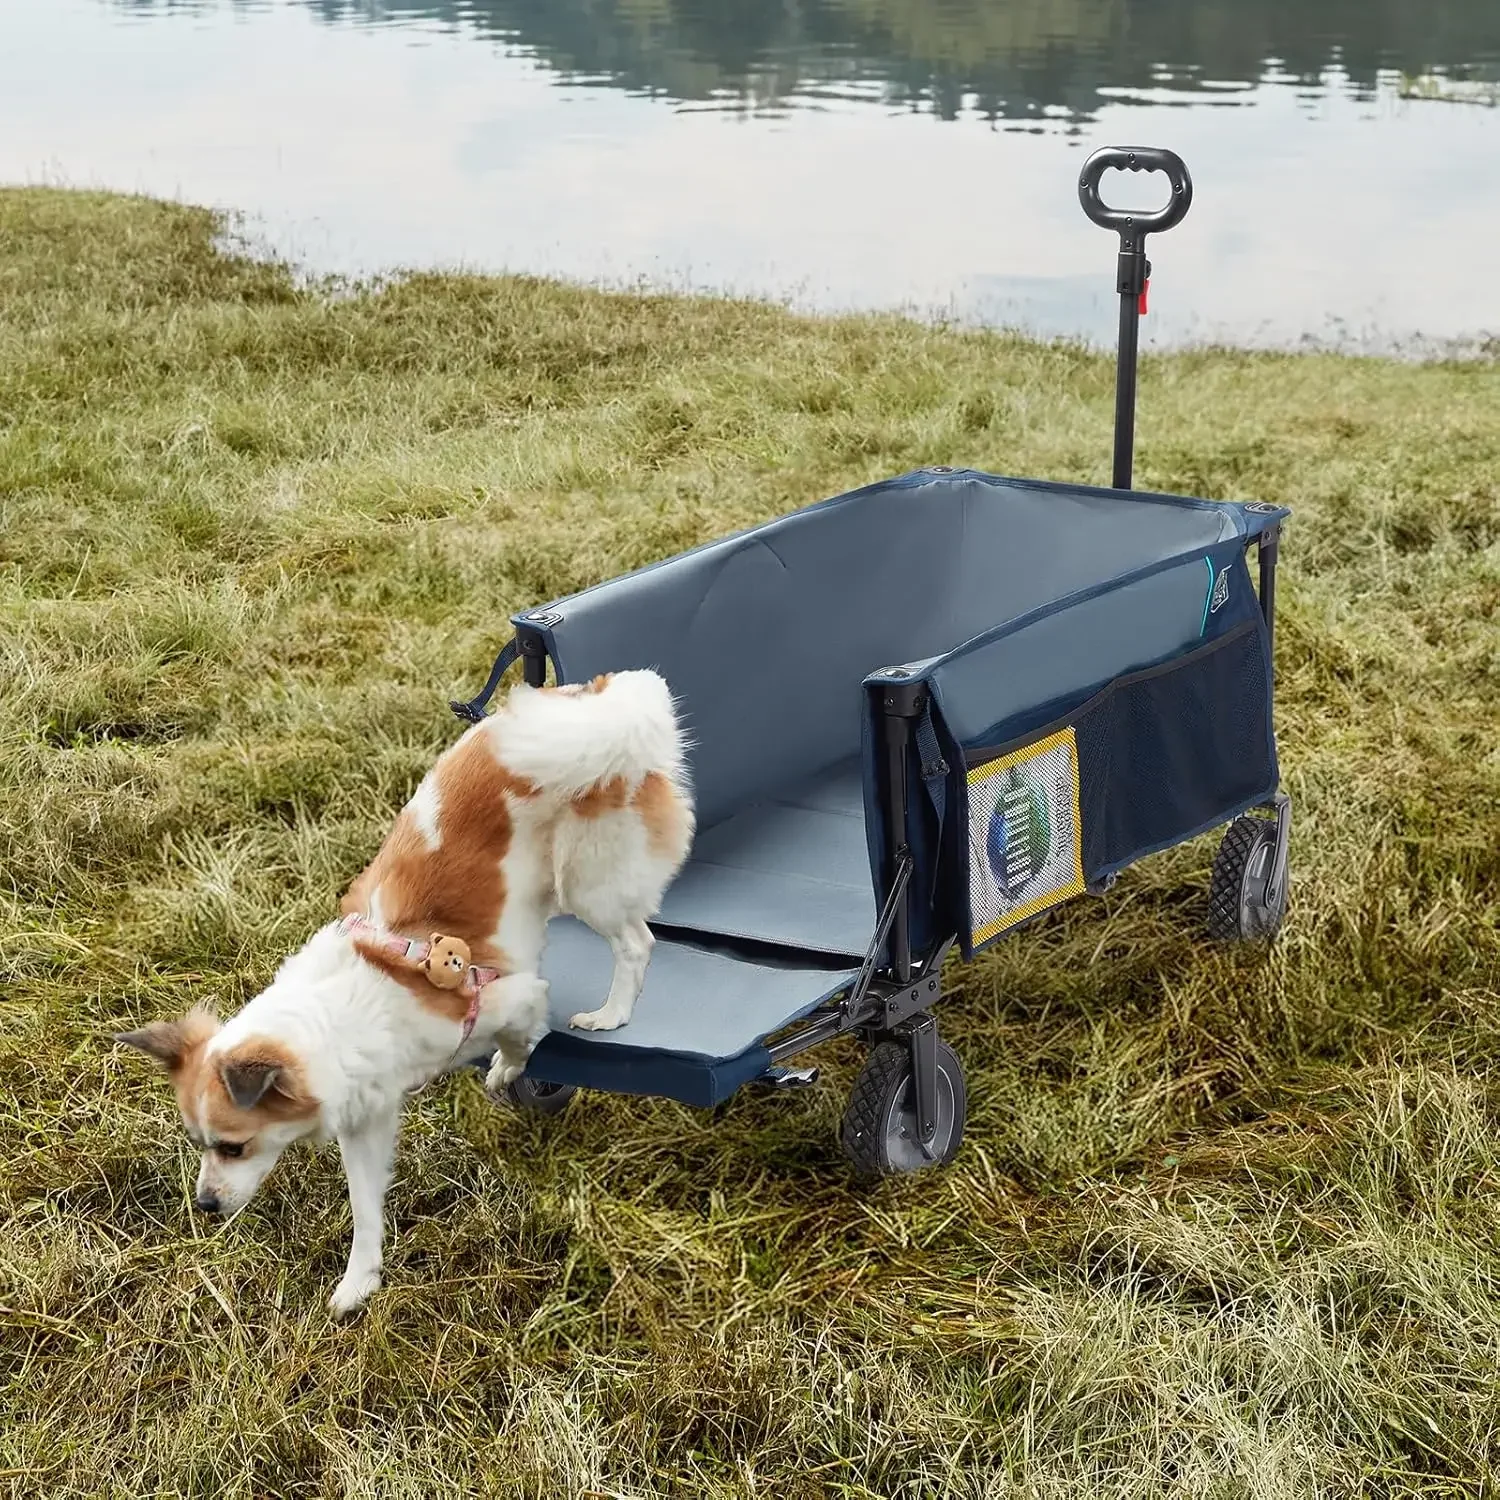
<box><xmin>959</xmin><ymin>615</ymin><xmax>1277</xmax><ymax>951</ymax></box>
<box><xmin>966</xmin><ymin>728</ymin><xmax>1086</xmax><ymax>948</ymax></box>
<box><xmin>1071</xmin><ymin>616</ymin><xmax>1275</xmax><ymax>876</ymax></box>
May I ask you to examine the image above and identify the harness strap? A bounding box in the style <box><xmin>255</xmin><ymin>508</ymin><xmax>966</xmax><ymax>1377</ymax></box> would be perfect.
<box><xmin>340</xmin><ymin>915</ymin><xmax>499</xmax><ymax>1095</ymax></box>
<box><xmin>450</xmin><ymin>637</ymin><xmax>520</xmax><ymax>724</ymax></box>
<box><xmin>339</xmin><ymin>914</ymin><xmax>495</xmax><ymax>1039</ymax></box>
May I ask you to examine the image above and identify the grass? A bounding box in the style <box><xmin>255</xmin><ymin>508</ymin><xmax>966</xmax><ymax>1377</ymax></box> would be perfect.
<box><xmin>0</xmin><ymin>187</ymin><xmax>1497</xmax><ymax>1499</ymax></box>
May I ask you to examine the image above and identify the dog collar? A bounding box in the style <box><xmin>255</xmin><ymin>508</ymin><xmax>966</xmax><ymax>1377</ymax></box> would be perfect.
<box><xmin>338</xmin><ymin>914</ymin><xmax>495</xmax><ymax>1044</ymax></box>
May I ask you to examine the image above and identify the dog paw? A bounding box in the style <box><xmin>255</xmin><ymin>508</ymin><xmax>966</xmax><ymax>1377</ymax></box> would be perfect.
<box><xmin>569</xmin><ymin>1007</ymin><xmax>624</xmax><ymax>1032</ymax></box>
<box><xmin>484</xmin><ymin>1056</ymin><xmax>525</xmax><ymax>1093</ymax></box>
<box><xmin>328</xmin><ymin>1268</ymin><xmax>381</xmax><ymax>1317</ymax></box>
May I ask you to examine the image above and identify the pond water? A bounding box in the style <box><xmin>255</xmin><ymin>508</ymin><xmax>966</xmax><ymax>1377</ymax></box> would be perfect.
<box><xmin>3</xmin><ymin>0</ymin><xmax>1499</xmax><ymax>349</ymax></box>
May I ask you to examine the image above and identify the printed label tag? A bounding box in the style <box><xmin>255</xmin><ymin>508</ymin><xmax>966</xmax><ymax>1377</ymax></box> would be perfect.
<box><xmin>966</xmin><ymin>727</ymin><xmax>1085</xmax><ymax>947</ymax></box>
<box><xmin>1210</xmin><ymin>568</ymin><xmax>1230</xmax><ymax>614</ymax></box>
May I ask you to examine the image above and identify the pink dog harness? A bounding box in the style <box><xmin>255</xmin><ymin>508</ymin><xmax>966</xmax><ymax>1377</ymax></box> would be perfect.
<box><xmin>338</xmin><ymin>913</ymin><xmax>499</xmax><ymax>1047</ymax></box>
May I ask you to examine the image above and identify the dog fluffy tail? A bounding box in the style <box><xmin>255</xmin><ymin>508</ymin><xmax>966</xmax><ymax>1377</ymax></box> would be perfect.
<box><xmin>488</xmin><ymin>669</ymin><xmax>688</xmax><ymax>801</ymax></box>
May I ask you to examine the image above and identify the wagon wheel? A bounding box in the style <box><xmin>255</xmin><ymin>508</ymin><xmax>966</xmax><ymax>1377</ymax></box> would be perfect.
<box><xmin>1208</xmin><ymin>816</ymin><xmax>1287</xmax><ymax>941</ymax></box>
<box><xmin>840</xmin><ymin>1038</ymin><xmax>966</xmax><ymax>1178</ymax></box>
<box><xmin>504</xmin><ymin>1076</ymin><xmax>576</xmax><ymax>1115</ymax></box>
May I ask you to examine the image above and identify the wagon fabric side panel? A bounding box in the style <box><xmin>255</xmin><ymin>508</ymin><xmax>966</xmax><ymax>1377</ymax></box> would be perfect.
<box><xmin>523</xmin><ymin>469</ymin><xmax>1234</xmax><ymax>835</ymax></box>
<box><xmin>919</xmin><ymin>543</ymin><xmax>1279</xmax><ymax>957</ymax></box>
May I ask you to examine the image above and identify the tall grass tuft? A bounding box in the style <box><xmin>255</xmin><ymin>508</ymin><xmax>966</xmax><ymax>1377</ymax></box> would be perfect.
<box><xmin>0</xmin><ymin>188</ymin><xmax>1496</xmax><ymax>1498</ymax></box>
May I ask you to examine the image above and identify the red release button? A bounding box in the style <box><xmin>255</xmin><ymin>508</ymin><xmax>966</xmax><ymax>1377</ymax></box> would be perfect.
<box><xmin>1139</xmin><ymin>278</ymin><xmax>1150</xmax><ymax>316</ymax></box>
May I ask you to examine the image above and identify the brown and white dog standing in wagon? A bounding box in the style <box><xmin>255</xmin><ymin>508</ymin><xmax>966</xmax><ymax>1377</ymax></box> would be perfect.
<box><xmin>116</xmin><ymin>669</ymin><xmax>692</xmax><ymax>1314</ymax></box>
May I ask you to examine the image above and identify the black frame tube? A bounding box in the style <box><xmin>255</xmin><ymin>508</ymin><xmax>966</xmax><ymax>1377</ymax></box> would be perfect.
<box><xmin>876</xmin><ymin>677</ymin><xmax>928</xmax><ymax>984</ymax></box>
<box><xmin>1113</xmin><ymin>290</ymin><xmax>1141</xmax><ymax>489</ymax></box>
<box><xmin>519</xmin><ymin>630</ymin><xmax>549</xmax><ymax>687</ymax></box>
<box><xmin>881</xmin><ymin>704</ymin><xmax>913</xmax><ymax>983</ymax></box>
<box><xmin>907</xmin><ymin>1012</ymin><xmax>939</xmax><ymax>1147</ymax></box>
<box><xmin>765</xmin><ymin>1010</ymin><xmax>846</xmax><ymax>1065</ymax></box>
<box><xmin>1258</xmin><ymin>527</ymin><xmax>1279</xmax><ymax>662</ymax></box>
<box><xmin>843</xmin><ymin>853</ymin><xmax>913</xmax><ymax>1022</ymax></box>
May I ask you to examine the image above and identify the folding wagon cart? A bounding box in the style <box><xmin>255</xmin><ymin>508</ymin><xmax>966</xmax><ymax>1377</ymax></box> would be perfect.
<box><xmin>457</xmin><ymin>148</ymin><xmax>1291</xmax><ymax>1174</ymax></box>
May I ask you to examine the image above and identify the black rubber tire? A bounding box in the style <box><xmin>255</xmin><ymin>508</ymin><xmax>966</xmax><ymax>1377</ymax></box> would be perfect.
<box><xmin>504</xmin><ymin>1076</ymin><xmax>576</xmax><ymax>1115</ymax></box>
<box><xmin>840</xmin><ymin>1038</ymin><xmax>966</xmax><ymax>1178</ymax></box>
<box><xmin>1208</xmin><ymin>816</ymin><xmax>1286</xmax><ymax>941</ymax></box>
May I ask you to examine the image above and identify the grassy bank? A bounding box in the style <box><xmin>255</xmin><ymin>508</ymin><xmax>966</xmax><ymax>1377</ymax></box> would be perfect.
<box><xmin>0</xmin><ymin>188</ymin><xmax>1497</xmax><ymax>1498</ymax></box>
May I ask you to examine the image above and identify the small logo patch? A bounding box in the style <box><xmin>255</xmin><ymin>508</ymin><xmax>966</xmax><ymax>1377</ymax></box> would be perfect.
<box><xmin>966</xmin><ymin>729</ymin><xmax>1085</xmax><ymax>948</ymax></box>
<box><xmin>1209</xmin><ymin>570</ymin><xmax>1230</xmax><ymax>614</ymax></box>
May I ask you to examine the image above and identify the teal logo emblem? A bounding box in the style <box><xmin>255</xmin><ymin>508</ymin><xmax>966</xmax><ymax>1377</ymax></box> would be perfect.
<box><xmin>1209</xmin><ymin>570</ymin><xmax>1230</xmax><ymax>614</ymax></box>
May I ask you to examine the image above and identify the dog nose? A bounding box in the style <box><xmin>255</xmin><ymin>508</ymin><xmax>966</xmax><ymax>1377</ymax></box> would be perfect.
<box><xmin>195</xmin><ymin>1191</ymin><xmax>221</xmax><ymax>1213</ymax></box>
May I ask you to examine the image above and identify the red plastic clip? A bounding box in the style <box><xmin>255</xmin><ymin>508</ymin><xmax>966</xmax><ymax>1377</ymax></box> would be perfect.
<box><xmin>1139</xmin><ymin>278</ymin><xmax>1150</xmax><ymax>316</ymax></box>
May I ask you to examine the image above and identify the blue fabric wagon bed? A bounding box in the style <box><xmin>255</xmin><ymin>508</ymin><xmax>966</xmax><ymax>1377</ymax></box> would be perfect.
<box><xmin>462</xmin><ymin>148</ymin><xmax>1293</xmax><ymax>1173</ymax></box>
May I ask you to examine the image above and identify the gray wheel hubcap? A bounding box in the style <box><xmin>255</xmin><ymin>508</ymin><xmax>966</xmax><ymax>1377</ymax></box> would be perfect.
<box><xmin>882</xmin><ymin>1063</ymin><xmax>957</xmax><ymax>1172</ymax></box>
<box><xmin>1240</xmin><ymin>827</ymin><xmax>1284</xmax><ymax>936</ymax></box>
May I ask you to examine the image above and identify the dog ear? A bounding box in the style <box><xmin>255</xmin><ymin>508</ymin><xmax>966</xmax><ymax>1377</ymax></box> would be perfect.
<box><xmin>216</xmin><ymin>1039</ymin><xmax>309</xmax><ymax>1114</ymax></box>
<box><xmin>114</xmin><ymin>1021</ymin><xmax>189</xmax><ymax>1067</ymax></box>
<box><xmin>219</xmin><ymin>1057</ymin><xmax>283</xmax><ymax>1111</ymax></box>
<box><xmin>114</xmin><ymin>1006</ymin><xmax>218</xmax><ymax>1070</ymax></box>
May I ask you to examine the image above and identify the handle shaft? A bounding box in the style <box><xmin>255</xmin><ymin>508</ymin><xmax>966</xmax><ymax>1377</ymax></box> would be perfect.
<box><xmin>1077</xmin><ymin>146</ymin><xmax>1193</xmax><ymax>490</ymax></box>
<box><xmin>1112</xmin><ymin>291</ymin><xmax>1140</xmax><ymax>490</ymax></box>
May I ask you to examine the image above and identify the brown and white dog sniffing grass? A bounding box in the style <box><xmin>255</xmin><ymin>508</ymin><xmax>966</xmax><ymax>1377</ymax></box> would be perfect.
<box><xmin>116</xmin><ymin>669</ymin><xmax>692</xmax><ymax>1314</ymax></box>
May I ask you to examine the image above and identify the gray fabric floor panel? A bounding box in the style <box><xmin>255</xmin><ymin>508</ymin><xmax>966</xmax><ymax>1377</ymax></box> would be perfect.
<box><xmin>655</xmin><ymin>756</ymin><xmax>876</xmax><ymax>958</ymax></box>
<box><xmin>539</xmin><ymin>917</ymin><xmax>857</xmax><ymax>1061</ymax></box>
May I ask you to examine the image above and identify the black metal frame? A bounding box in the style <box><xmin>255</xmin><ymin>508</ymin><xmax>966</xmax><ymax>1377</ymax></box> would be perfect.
<box><xmin>1258</xmin><ymin>523</ymin><xmax>1279</xmax><ymax>662</ymax></box>
<box><xmin>518</xmin><ymin>613</ymin><xmax>560</xmax><ymax>688</ymax></box>
<box><xmin>1249</xmin><ymin>521</ymin><xmax>1291</xmax><ymax>885</ymax></box>
<box><xmin>763</xmin><ymin>677</ymin><xmax>957</xmax><ymax>1149</ymax></box>
<box><xmin>519</xmin><ymin>632</ymin><xmax>549</xmax><ymax>687</ymax></box>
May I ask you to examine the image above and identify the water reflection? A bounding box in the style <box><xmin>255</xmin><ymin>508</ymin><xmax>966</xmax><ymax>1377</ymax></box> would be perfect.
<box><xmin>7</xmin><ymin>0</ymin><xmax>1499</xmax><ymax>348</ymax></box>
<box><xmin>197</xmin><ymin>0</ymin><xmax>1500</xmax><ymax>119</ymax></box>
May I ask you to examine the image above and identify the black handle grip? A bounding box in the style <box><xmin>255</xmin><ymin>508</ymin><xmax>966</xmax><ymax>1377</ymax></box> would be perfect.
<box><xmin>1078</xmin><ymin>146</ymin><xmax>1192</xmax><ymax>237</ymax></box>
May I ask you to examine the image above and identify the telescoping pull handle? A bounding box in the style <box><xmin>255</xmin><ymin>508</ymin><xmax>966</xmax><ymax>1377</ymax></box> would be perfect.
<box><xmin>1077</xmin><ymin>146</ymin><xmax>1193</xmax><ymax>490</ymax></box>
